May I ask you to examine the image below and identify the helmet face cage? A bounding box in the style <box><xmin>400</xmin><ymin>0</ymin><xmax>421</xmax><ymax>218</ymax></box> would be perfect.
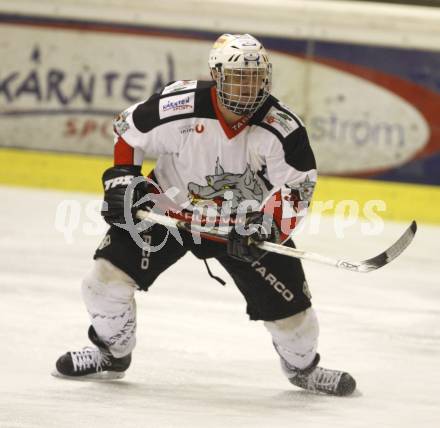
<box><xmin>209</xmin><ymin>34</ymin><xmax>272</xmax><ymax>116</ymax></box>
<box><xmin>214</xmin><ymin>63</ymin><xmax>272</xmax><ymax>116</ymax></box>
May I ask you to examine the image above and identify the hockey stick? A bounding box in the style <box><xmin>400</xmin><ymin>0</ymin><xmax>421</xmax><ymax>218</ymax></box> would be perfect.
<box><xmin>136</xmin><ymin>209</ymin><xmax>417</xmax><ymax>273</ymax></box>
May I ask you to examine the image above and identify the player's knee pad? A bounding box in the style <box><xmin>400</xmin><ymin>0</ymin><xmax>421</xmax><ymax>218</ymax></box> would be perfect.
<box><xmin>82</xmin><ymin>258</ymin><xmax>136</xmax><ymax>308</ymax></box>
<box><xmin>81</xmin><ymin>258</ymin><xmax>137</xmax><ymax>358</ymax></box>
<box><xmin>264</xmin><ymin>307</ymin><xmax>319</xmax><ymax>371</ymax></box>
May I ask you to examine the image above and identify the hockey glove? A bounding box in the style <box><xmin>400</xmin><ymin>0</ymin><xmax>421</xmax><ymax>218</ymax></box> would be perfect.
<box><xmin>101</xmin><ymin>165</ymin><xmax>148</xmax><ymax>225</ymax></box>
<box><xmin>227</xmin><ymin>211</ymin><xmax>281</xmax><ymax>263</ymax></box>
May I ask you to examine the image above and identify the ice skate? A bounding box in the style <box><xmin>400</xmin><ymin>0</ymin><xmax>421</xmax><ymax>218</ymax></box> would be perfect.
<box><xmin>282</xmin><ymin>354</ymin><xmax>356</xmax><ymax>396</ymax></box>
<box><xmin>52</xmin><ymin>326</ymin><xmax>131</xmax><ymax>380</ymax></box>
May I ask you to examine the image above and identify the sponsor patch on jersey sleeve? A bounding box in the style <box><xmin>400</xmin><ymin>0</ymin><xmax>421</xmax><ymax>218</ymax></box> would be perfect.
<box><xmin>159</xmin><ymin>92</ymin><xmax>195</xmax><ymax>120</ymax></box>
<box><xmin>262</xmin><ymin>106</ymin><xmax>299</xmax><ymax>138</ymax></box>
<box><xmin>162</xmin><ymin>80</ymin><xmax>198</xmax><ymax>95</ymax></box>
<box><xmin>278</xmin><ymin>102</ymin><xmax>305</xmax><ymax>126</ymax></box>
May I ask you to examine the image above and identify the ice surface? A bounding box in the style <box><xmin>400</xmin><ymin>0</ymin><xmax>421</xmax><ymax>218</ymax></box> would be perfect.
<box><xmin>0</xmin><ymin>186</ymin><xmax>439</xmax><ymax>428</ymax></box>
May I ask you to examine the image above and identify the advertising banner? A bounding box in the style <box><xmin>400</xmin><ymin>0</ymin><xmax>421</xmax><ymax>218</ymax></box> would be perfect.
<box><xmin>0</xmin><ymin>13</ymin><xmax>439</xmax><ymax>185</ymax></box>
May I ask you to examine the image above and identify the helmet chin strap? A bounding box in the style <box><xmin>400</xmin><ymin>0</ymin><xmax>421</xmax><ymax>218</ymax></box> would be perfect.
<box><xmin>223</xmin><ymin>101</ymin><xmax>254</xmax><ymax>116</ymax></box>
<box><xmin>219</xmin><ymin>88</ymin><xmax>266</xmax><ymax>116</ymax></box>
<box><xmin>215</xmin><ymin>95</ymin><xmax>247</xmax><ymax>125</ymax></box>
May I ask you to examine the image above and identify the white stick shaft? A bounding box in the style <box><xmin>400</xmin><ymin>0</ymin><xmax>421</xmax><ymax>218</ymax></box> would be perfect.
<box><xmin>258</xmin><ymin>241</ymin><xmax>341</xmax><ymax>268</ymax></box>
<box><xmin>137</xmin><ymin>210</ymin><xmax>350</xmax><ymax>269</ymax></box>
<box><xmin>136</xmin><ymin>210</ymin><xmax>416</xmax><ymax>273</ymax></box>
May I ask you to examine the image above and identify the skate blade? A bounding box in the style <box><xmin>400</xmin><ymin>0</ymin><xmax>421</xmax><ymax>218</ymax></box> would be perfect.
<box><xmin>51</xmin><ymin>369</ymin><xmax>125</xmax><ymax>381</ymax></box>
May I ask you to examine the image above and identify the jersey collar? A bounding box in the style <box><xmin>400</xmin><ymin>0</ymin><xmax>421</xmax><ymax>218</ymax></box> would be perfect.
<box><xmin>210</xmin><ymin>87</ymin><xmax>250</xmax><ymax>139</ymax></box>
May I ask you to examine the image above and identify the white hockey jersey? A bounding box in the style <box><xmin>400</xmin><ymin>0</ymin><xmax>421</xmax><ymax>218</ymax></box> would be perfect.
<box><xmin>112</xmin><ymin>80</ymin><xmax>317</xmax><ymax>239</ymax></box>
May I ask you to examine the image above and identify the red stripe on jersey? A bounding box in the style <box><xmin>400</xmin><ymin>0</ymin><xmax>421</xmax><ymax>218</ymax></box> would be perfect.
<box><xmin>279</xmin><ymin>217</ymin><xmax>297</xmax><ymax>243</ymax></box>
<box><xmin>114</xmin><ymin>137</ymin><xmax>134</xmax><ymax>165</ymax></box>
<box><xmin>262</xmin><ymin>190</ymin><xmax>297</xmax><ymax>243</ymax></box>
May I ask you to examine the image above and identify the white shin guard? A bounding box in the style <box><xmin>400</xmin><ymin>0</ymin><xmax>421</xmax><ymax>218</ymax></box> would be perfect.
<box><xmin>264</xmin><ymin>308</ymin><xmax>319</xmax><ymax>373</ymax></box>
<box><xmin>81</xmin><ymin>259</ymin><xmax>137</xmax><ymax>358</ymax></box>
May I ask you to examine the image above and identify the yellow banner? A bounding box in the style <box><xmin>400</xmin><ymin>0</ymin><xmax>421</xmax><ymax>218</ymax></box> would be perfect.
<box><xmin>1</xmin><ymin>148</ymin><xmax>439</xmax><ymax>224</ymax></box>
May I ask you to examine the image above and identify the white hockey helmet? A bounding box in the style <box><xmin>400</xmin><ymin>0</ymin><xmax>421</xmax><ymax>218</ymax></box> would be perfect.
<box><xmin>208</xmin><ymin>34</ymin><xmax>272</xmax><ymax>116</ymax></box>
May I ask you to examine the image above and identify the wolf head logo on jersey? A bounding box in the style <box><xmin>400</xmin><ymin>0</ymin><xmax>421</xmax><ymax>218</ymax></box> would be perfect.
<box><xmin>286</xmin><ymin>175</ymin><xmax>316</xmax><ymax>203</ymax></box>
<box><xmin>113</xmin><ymin>110</ymin><xmax>130</xmax><ymax>136</ymax></box>
<box><xmin>187</xmin><ymin>158</ymin><xmax>263</xmax><ymax>210</ymax></box>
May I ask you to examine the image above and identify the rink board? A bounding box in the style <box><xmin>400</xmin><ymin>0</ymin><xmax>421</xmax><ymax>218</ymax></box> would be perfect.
<box><xmin>2</xmin><ymin>147</ymin><xmax>439</xmax><ymax>224</ymax></box>
<box><xmin>0</xmin><ymin>2</ymin><xmax>440</xmax><ymax>185</ymax></box>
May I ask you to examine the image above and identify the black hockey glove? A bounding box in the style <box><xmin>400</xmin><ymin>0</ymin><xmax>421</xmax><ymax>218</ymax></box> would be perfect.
<box><xmin>101</xmin><ymin>165</ymin><xmax>148</xmax><ymax>225</ymax></box>
<box><xmin>227</xmin><ymin>211</ymin><xmax>281</xmax><ymax>263</ymax></box>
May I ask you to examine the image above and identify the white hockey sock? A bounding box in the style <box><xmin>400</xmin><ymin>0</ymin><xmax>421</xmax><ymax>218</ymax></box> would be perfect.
<box><xmin>264</xmin><ymin>307</ymin><xmax>319</xmax><ymax>372</ymax></box>
<box><xmin>81</xmin><ymin>258</ymin><xmax>137</xmax><ymax>358</ymax></box>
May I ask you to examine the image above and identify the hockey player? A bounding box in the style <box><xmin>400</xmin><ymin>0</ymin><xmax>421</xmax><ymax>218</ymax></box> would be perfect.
<box><xmin>53</xmin><ymin>34</ymin><xmax>356</xmax><ymax>396</ymax></box>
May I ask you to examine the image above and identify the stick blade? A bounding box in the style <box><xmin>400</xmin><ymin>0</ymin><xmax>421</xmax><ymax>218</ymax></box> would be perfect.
<box><xmin>356</xmin><ymin>220</ymin><xmax>417</xmax><ymax>272</ymax></box>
